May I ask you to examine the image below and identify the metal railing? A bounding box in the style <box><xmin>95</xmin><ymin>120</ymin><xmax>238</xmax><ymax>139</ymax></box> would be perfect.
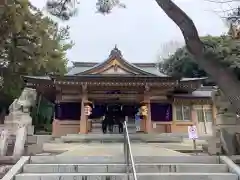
<box><xmin>123</xmin><ymin>121</ymin><xmax>137</xmax><ymax>180</ymax></box>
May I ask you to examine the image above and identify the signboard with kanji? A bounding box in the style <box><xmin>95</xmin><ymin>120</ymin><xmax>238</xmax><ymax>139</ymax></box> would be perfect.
<box><xmin>188</xmin><ymin>125</ymin><xmax>198</xmax><ymax>140</ymax></box>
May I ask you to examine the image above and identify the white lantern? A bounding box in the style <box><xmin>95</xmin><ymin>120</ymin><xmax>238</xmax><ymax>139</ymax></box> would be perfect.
<box><xmin>84</xmin><ymin>105</ymin><xmax>92</xmax><ymax>116</ymax></box>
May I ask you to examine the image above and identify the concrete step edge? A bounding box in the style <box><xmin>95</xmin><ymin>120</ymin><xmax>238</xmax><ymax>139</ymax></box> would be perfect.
<box><xmin>24</xmin><ymin>163</ymin><xmax>226</xmax><ymax>166</ymax></box>
<box><xmin>29</xmin><ymin>156</ymin><xmax>220</xmax><ymax>164</ymax></box>
<box><xmin>16</xmin><ymin>173</ymin><xmax>236</xmax><ymax>175</ymax></box>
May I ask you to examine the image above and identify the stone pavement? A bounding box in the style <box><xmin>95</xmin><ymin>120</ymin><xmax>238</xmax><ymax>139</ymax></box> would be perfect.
<box><xmin>56</xmin><ymin>143</ymin><xmax>189</xmax><ymax>156</ymax></box>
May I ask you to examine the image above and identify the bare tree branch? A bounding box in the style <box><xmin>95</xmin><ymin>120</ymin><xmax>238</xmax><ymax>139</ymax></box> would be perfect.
<box><xmin>155</xmin><ymin>0</ymin><xmax>240</xmax><ymax>114</ymax></box>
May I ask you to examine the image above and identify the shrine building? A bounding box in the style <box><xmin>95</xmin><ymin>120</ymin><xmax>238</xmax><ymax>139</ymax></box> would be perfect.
<box><xmin>23</xmin><ymin>47</ymin><xmax>216</xmax><ymax>137</ymax></box>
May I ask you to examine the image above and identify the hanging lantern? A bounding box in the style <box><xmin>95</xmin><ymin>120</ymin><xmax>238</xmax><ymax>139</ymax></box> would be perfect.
<box><xmin>140</xmin><ymin>105</ymin><xmax>148</xmax><ymax>116</ymax></box>
<box><xmin>84</xmin><ymin>105</ymin><xmax>92</xmax><ymax>116</ymax></box>
<box><xmin>83</xmin><ymin>101</ymin><xmax>93</xmax><ymax>116</ymax></box>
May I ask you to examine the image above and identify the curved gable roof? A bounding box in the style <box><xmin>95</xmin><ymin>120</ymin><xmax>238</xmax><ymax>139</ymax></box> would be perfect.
<box><xmin>68</xmin><ymin>46</ymin><xmax>167</xmax><ymax>77</ymax></box>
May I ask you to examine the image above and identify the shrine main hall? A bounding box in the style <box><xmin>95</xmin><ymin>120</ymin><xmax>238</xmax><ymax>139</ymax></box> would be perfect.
<box><xmin>23</xmin><ymin>47</ymin><xmax>216</xmax><ymax>137</ymax></box>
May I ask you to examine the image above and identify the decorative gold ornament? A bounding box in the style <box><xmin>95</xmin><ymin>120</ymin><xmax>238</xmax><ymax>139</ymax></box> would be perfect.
<box><xmin>140</xmin><ymin>105</ymin><xmax>148</xmax><ymax>116</ymax></box>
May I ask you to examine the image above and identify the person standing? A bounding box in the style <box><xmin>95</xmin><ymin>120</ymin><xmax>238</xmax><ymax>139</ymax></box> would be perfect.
<box><xmin>135</xmin><ymin>110</ymin><xmax>141</xmax><ymax>132</ymax></box>
<box><xmin>101</xmin><ymin>115</ymin><xmax>107</xmax><ymax>134</ymax></box>
<box><xmin>118</xmin><ymin>117</ymin><xmax>124</xmax><ymax>133</ymax></box>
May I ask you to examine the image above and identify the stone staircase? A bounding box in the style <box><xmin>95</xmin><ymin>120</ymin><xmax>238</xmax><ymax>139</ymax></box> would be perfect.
<box><xmin>6</xmin><ymin>155</ymin><xmax>240</xmax><ymax>180</ymax></box>
<box><xmin>60</xmin><ymin>133</ymin><xmax>183</xmax><ymax>143</ymax></box>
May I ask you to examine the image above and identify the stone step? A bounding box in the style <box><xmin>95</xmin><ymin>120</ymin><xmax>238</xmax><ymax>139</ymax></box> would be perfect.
<box><xmin>23</xmin><ymin>163</ymin><xmax>228</xmax><ymax>173</ymax></box>
<box><xmin>15</xmin><ymin>173</ymin><xmax>238</xmax><ymax>180</ymax></box>
<box><xmin>62</xmin><ymin>134</ymin><xmax>183</xmax><ymax>143</ymax></box>
<box><xmin>29</xmin><ymin>156</ymin><xmax>220</xmax><ymax>164</ymax></box>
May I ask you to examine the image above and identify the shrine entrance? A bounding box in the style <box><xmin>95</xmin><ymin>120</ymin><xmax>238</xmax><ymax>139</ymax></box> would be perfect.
<box><xmin>89</xmin><ymin>102</ymin><xmax>140</xmax><ymax>133</ymax></box>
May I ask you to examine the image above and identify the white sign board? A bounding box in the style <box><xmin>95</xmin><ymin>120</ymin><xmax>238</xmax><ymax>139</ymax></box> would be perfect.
<box><xmin>188</xmin><ymin>125</ymin><xmax>198</xmax><ymax>140</ymax></box>
<box><xmin>153</xmin><ymin>123</ymin><xmax>157</xmax><ymax>129</ymax></box>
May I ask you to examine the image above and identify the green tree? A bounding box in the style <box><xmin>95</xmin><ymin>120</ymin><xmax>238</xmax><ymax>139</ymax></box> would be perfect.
<box><xmin>160</xmin><ymin>35</ymin><xmax>240</xmax><ymax>79</ymax></box>
<box><xmin>0</xmin><ymin>0</ymin><xmax>73</xmax><ymax>101</ymax></box>
<box><xmin>159</xmin><ymin>46</ymin><xmax>207</xmax><ymax>78</ymax></box>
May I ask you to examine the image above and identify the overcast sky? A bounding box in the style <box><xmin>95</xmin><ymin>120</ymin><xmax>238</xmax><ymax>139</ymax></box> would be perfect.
<box><xmin>31</xmin><ymin>0</ymin><xmax>232</xmax><ymax>64</ymax></box>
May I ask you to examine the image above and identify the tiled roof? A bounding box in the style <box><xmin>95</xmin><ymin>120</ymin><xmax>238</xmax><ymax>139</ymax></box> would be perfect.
<box><xmin>68</xmin><ymin>61</ymin><xmax>167</xmax><ymax>76</ymax></box>
<box><xmin>22</xmin><ymin>75</ymin><xmax>215</xmax><ymax>99</ymax></box>
<box><xmin>67</xmin><ymin>47</ymin><xmax>169</xmax><ymax>76</ymax></box>
<box><xmin>173</xmin><ymin>86</ymin><xmax>216</xmax><ymax>98</ymax></box>
<box><xmin>67</xmin><ymin>66</ymin><xmax>93</xmax><ymax>75</ymax></box>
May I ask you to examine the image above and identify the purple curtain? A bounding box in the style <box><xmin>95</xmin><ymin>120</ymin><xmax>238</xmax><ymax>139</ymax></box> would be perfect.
<box><xmin>90</xmin><ymin>104</ymin><xmax>106</xmax><ymax>118</ymax></box>
<box><xmin>89</xmin><ymin>104</ymin><xmax>139</xmax><ymax>119</ymax></box>
<box><xmin>122</xmin><ymin>105</ymin><xmax>138</xmax><ymax>118</ymax></box>
<box><xmin>151</xmin><ymin>103</ymin><xmax>172</xmax><ymax>122</ymax></box>
<box><xmin>55</xmin><ymin>102</ymin><xmax>81</xmax><ymax>120</ymax></box>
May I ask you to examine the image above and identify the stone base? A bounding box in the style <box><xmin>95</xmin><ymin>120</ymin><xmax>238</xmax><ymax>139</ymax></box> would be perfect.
<box><xmin>4</xmin><ymin>112</ymin><xmax>32</xmax><ymax>126</ymax></box>
<box><xmin>0</xmin><ymin>124</ymin><xmax>34</xmax><ymax>135</ymax></box>
<box><xmin>26</xmin><ymin>135</ymin><xmax>52</xmax><ymax>144</ymax></box>
<box><xmin>25</xmin><ymin>144</ymin><xmax>43</xmax><ymax>155</ymax></box>
<box><xmin>206</xmin><ymin>125</ymin><xmax>240</xmax><ymax>155</ymax></box>
<box><xmin>52</xmin><ymin>119</ymin><xmax>80</xmax><ymax>137</ymax></box>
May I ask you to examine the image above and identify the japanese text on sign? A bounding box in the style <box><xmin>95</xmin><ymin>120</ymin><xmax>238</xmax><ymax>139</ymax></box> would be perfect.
<box><xmin>188</xmin><ymin>125</ymin><xmax>198</xmax><ymax>140</ymax></box>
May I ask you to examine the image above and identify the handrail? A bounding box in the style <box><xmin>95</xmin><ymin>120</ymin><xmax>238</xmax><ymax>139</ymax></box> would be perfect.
<box><xmin>123</xmin><ymin>121</ymin><xmax>137</xmax><ymax>180</ymax></box>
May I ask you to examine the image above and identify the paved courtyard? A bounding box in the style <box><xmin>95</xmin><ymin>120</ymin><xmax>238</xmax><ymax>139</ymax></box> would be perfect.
<box><xmin>41</xmin><ymin>143</ymin><xmax>190</xmax><ymax>156</ymax></box>
<box><xmin>43</xmin><ymin>137</ymin><xmax>206</xmax><ymax>153</ymax></box>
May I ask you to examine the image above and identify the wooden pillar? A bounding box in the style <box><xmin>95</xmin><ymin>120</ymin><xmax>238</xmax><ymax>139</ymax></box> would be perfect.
<box><xmin>140</xmin><ymin>106</ymin><xmax>146</xmax><ymax>132</ymax></box>
<box><xmin>171</xmin><ymin>103</ymin><xmax>176</xmax><ymax>133</ymax></box>
<box><xmin>80</xmin><ymin>85</ymin><xmax>88</xmax><ymax>134</ymax></box>
<box><xmin>143</xmin><ymin>85</ymin><xmax>152</xmax><ymax>133</ymax></box>
<box><xmin>191</xmin><ymin>105</ymin><xmax>198</xmax><ymax>125</ymax></box>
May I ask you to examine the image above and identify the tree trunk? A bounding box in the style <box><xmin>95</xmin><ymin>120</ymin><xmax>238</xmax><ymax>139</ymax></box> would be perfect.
<box><xmin>155</xmin><ymin>0</ymin><xmax>240</xmax><ymax>114</ymax></box>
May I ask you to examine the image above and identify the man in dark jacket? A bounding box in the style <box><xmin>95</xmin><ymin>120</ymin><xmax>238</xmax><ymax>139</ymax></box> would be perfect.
<box><xmin>118</xmin><ymin>117</ymin><xmax>124</xmax><ymax>133</ymax></box>
<box><xmin>101</xmin><ymin>116</ymin><xmax>107</xmax><ymax>134</ymax></box>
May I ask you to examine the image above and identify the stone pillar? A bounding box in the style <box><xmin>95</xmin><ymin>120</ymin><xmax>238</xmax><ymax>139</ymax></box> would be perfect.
<box><xmin>13</xmin><ymin>127</ymin><xmax>27</xmax><ymax>157</ymax></box>
<box><xmin>206</xmin><ymin>89</ymin><xmax>240</xmax><ymax>155</ymax></box>
<box><xmin>79</xmin><ymin>85</ymin><xmax>88</xmax><ymax>134</ymax></box>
